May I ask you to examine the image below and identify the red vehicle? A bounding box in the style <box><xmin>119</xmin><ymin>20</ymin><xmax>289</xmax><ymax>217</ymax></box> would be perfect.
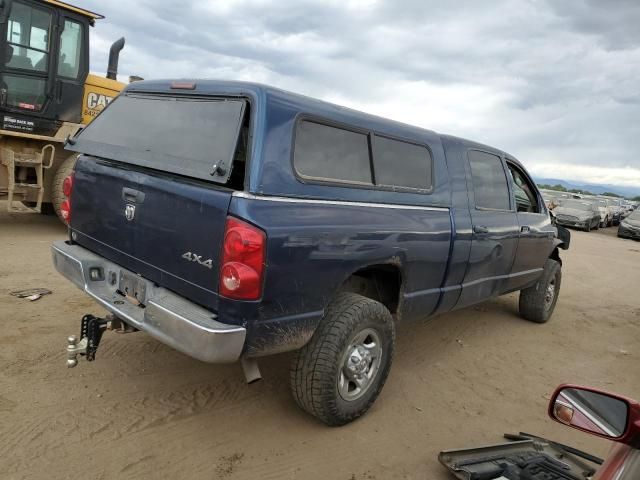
<box><xmin>439</xmin><ymin>385</ymin><xmax>640</xmax><ymax>480</ymax></box>
<box><xmin>549</xmin><ymin>385</ymin><xmax>640</xmax><ymax>480</ymax></box>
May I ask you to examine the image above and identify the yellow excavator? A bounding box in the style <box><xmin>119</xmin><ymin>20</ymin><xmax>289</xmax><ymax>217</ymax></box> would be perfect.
<box><xmin>0</xmin><ymin>0</ymin><xmax>128</xmax><ymax>221</ymax></box>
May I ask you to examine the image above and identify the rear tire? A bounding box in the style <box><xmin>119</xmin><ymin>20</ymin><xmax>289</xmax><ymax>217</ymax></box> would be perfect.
<box><xmin>519</xmin><ymin>258</ymin><xmax>561</xmax><ymax>323</ymax></box>
<box><xmin>51</xmin><ymin>154</ymin><xmax>78</xmax><ymax>223</ymax></box>
<box><xmin>290</xmin><ymin>292</ymin><xmax>395</xmax><ymax>426</ymax></box>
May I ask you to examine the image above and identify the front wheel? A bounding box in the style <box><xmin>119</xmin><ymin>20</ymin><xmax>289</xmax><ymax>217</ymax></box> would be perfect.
<box><xmin>519</xmin><ymin>258</ymin><xmax>562</xmax><ymax>323</ymax></box>
<box><xmin>290</xmin><ymin>292</ymin><xmax>395</xmax><ymax>426</ymax></box>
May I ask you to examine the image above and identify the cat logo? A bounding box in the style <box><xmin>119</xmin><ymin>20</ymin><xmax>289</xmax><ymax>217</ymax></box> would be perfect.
<box><xmin>86</xmin><ymin>92</ymin><xmax>114</xmax><ymax>111</ymax></box>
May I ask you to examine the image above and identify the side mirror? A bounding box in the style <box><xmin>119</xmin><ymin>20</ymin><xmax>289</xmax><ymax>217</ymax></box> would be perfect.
<box><xmin>549</xmin><ymin>385</ymin><xmax>640</xmax><ymax>443</ymax></box>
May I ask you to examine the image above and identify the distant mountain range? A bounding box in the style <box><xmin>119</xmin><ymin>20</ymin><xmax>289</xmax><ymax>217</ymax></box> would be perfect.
<box><xmin>533</xmin><ymin>177</ymin><xmax>640</xmax><ymax>198</ymax></box>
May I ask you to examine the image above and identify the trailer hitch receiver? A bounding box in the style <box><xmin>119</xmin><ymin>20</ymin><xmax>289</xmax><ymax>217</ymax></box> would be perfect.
<box><xmin>66</xmin><ymin>314</ymin><xmax>109</xmax><ymax>368</ymax></box>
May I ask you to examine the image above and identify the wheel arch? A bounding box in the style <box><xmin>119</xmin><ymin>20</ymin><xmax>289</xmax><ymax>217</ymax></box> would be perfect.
<box><xmin>337</xmin><ymin>261</ymin><xmax>404</xmax><ymax>317</ymax></box>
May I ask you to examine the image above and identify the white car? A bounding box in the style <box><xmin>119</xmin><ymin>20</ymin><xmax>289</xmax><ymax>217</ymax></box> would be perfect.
<box><xmin>590</xmin><ymin>198</ymin><xmax>612</xmax><ymax>227</ymax></box>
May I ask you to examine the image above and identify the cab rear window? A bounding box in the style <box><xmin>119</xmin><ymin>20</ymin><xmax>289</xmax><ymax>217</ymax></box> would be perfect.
<box><xmin>294</xmin><ymin>121</ymin><xmax>372</xmax><ymax>185</ymax></box>
<box><xmin>70</xmin><ymin>93</ymin><xmax>247</xmax><ymax>184</ymax></box>
<box><xmin>293</xmin><ymin>120</ymin><xmax>433</xmax><ymax>191</ymax></box>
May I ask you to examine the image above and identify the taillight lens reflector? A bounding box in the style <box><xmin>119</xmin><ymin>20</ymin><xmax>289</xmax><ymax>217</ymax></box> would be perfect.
<box><xmin>62</xmin><ymin>174</ymin><xmax>74</xmax><ymax>197</ymax></box>
<box><xmin>220</xmin><ymin>217</ymin><xmax>265</xmax><ymax>300</ymax></box>
<box><xmin>61</xmin><ymin>173</ymin><xmax>74</xmax><ymax>225</ymax></box>
<box><xmin>60</xmin><ymin>199</ymin><xmax>71</xmax><ymax>224</ymax></box>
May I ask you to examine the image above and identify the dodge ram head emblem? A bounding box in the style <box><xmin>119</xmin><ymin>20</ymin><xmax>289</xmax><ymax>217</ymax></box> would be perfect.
<box><xmin>125</xmin><ymin>204</ymin><xmax>136</xmax><ymax>221</ymax></box>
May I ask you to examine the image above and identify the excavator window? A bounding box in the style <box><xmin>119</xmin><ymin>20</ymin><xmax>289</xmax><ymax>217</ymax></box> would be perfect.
<box><xmin>6</xmin><ymin>1</ymin><xmax>51</xmax><ymax>73</ymax></box>
<box><xmin>3</xmin><ymin>1</ymin><xmax>53</xmax><ymax>111</ymax></box>
<box><xmin>1</xmin><ymin>1</ymin><xmax>90</xmax><ymax>119</ymax></box>
<box><xmin>58</xmin><ymin>19</ymin><xmax>83</xmax><ymax>79</ymax></box>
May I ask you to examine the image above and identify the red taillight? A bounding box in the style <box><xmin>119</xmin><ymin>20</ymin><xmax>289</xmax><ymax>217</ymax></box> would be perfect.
<box><xmin>219</xmin><ymin>217</ymin><xmax>266</xmax><ymax>300</ymax></box>
<box><xmin>62</xmin><ymin>174</ymin><xmax>74</xmax><ymax>197</ymax></box>
<box><xmin>60</xmin><ymin>199</ymin><xmax>71</xmax><ymax>223</ymax></box>
<box><xmin>61</xmin><ymin>173</ymin><xmax>74</xmax><ymax>225</ymax></box>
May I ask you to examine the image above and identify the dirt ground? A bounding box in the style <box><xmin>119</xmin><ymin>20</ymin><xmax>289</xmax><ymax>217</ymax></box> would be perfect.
<box><xmin>1</xmin><ymin>203</ymin><xmax>639</xmax><ymax>480</ymax></box>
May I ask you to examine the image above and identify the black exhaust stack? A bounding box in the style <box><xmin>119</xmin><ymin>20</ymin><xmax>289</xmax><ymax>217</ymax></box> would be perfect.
<box><xmin>106</xmin><ymin>37</ymin><xmax>125</xmax><ymax>80</ymax></box>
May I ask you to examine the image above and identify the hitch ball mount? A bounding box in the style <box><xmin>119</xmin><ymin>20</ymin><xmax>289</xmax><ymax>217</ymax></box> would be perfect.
<box><xmin>66</xmin><ymin>314</ymin><xmax>136</xmax><ymax>368</ymax></box>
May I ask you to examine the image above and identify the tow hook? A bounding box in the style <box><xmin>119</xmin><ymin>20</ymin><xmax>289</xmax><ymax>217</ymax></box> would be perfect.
<box><xmin>66</xmin><ymin>314</ymin><xmax>137</xmax><ymax>368</ymax></box>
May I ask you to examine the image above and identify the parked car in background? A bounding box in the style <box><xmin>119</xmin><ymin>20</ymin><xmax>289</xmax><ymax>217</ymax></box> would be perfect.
<box><xmin>621</xmin><ymin>204</ymin><xmax>634</xmax><ymax>218</ymax></box>
<box><xmin>554</xmin><ymin>199</ymin><xmax>601</xmax><ymax>231</ymax></box>
<box><xmin>618</xmin><ymin>208</ymin><xmax>640</xmax><ymax>240</ymax></box>
<box><xmin>602</xmin><ymin>198</ymin><xmax>624</xmax><ymax>226</ymax></box>
<box><xmin>590</xmin><ymin>198</ymin><xmax>612</xmax><ymax>227</ymax></box>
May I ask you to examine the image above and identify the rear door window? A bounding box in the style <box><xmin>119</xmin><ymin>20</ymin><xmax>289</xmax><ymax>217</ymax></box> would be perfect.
<box><xmin>69</xmin><ymin>93</ymin><xmax>247</xmax><ymax>184</ymax></box>
<box><xmin>468</xmin><ymin>150</ymin><xmax>511</xmax><ymax>210</ymax></box>
<box><xmin>372</xmin><ymin>135</ymin><xmax>432</xmax><ymax>190</ymax></box>
<box><xmin>294</xmin><ymin>120</ymin><xmax>372</xmax><ymax>184</ymax></box>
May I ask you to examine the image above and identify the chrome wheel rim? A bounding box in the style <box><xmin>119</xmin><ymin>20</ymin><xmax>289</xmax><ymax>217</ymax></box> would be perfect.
<box><xmin>337</xmin><ymin>328</ymin><xmax>382</xmax><ymax>402</ymax></box>
<box><xmin>544</xmin><ymin>278</ymin><xmax>556</xmax><ymax>309</ymax></box>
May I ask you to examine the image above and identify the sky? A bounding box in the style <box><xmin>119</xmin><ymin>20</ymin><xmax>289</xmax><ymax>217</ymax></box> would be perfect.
<box><xmin>77</xmin><ymin>0</ymin><xmax>640</xmax><ymax>189</ymax></box>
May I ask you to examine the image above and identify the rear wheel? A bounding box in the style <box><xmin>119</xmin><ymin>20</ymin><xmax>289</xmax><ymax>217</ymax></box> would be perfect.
<box><xmin>519</xmin><ymin>258</ymin><xmax>561</xmax><ymax>323</ymax></box>
<box><xmin>290</xmin><ymin>292</ymin><xmax>395</xmax><ymax>426</ymax></box>
<box><xmin>51</xmin><ymin>154</ymin><xmax>78</xmax><ymax>222</ymax></box>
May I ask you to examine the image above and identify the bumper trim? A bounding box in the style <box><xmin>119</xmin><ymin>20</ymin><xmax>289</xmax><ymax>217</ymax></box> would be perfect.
<box><xmin>51</xmin><ymin>241</ymin><xmax>246</xmax><ymax>363</ymax></box>
<box><xmin>556</xmin><ymin>220</ymin><xmax>589</xmax><ymax>229</ymax></box>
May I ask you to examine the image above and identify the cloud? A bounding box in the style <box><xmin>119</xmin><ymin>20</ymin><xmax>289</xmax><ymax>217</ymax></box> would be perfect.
<box><xmin>78</xmin><ymin>0</ymin><xmax>640</xmax><ymax>188</ymax></box>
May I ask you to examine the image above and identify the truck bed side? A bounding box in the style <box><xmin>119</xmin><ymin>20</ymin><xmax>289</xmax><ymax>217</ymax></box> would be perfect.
<box><xmin>229</xmin><ymin>194</ymin><xmax>453</xmax><ymax>356</ymax></box>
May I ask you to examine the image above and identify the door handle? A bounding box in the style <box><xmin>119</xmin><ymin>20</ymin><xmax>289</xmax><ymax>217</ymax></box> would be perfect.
<box><xmin>520</xmin><ymin>225</ymin><xmax>530</xmax><ymax>233</ymax></box>
<box><xmin>122</xmin><ymin>187</ymin><xmax>145</xmax><ymax>204</ymax></box>
<box><xmin>473</xmin><ymin>225</ymin><xmax>489</xmax><ymax>234</ymax></box>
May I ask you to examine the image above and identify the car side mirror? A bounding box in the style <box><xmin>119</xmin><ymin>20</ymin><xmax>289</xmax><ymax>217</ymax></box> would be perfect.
<box><xmin>549</xmin><ymin>385</ymin><xmax>640</xmax><ymax>445</ymax></box>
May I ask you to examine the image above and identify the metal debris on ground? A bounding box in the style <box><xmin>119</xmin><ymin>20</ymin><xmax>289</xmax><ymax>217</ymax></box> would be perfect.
<box><xmin>10</xmin><ymin>288</ymin><xmax>52</xmax><ymax>302</ymax></box>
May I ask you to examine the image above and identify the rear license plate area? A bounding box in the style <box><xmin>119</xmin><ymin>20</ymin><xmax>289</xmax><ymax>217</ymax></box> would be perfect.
<box><xmin>118</xmin><ymin>271</ymin><xmax>147</xmax><ymax>305</ymax></box>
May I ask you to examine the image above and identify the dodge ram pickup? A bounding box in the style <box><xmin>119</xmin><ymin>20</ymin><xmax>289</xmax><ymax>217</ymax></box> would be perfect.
<box><xmin>52</xmin><ymin>80</ymin><xmax>569</xmax><ymax>426</ymax></box>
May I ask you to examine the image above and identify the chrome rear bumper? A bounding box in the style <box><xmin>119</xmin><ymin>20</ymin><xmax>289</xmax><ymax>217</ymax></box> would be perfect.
<box><xmin>51</xmin><ymin>241</ymin><xmax>246</xmax><ymax>363</ymax></box>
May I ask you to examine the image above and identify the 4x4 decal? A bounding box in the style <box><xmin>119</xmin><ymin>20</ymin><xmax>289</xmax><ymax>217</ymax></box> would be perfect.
<box><xmin>181</xmin><ymin>252</ymin><xmax>213</xmax><ymax>269</ymax></box>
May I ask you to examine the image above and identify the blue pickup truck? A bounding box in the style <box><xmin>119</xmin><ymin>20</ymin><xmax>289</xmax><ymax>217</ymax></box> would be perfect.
<box><xmin>53</xmin><ymin>80</ymin><xmax>569</xmax><ymax>426</ymax></box>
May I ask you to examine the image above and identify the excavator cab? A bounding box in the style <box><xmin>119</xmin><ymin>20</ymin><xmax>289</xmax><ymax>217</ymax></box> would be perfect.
<box><xmin>0</xmin><ymin>0</ymin><xmax>96</xmax><ymax>134</ymax></box>
<box><xmin>0</xmin><ymin>0</ymin><xmax>126</xmax><ymax>218</ymax></box>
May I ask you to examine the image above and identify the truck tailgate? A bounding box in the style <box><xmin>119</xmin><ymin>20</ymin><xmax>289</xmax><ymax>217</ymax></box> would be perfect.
<box><xmin>71</xmin><ymin>156</ymin><xmax>231</xmax><ymax>310</ymax></box>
